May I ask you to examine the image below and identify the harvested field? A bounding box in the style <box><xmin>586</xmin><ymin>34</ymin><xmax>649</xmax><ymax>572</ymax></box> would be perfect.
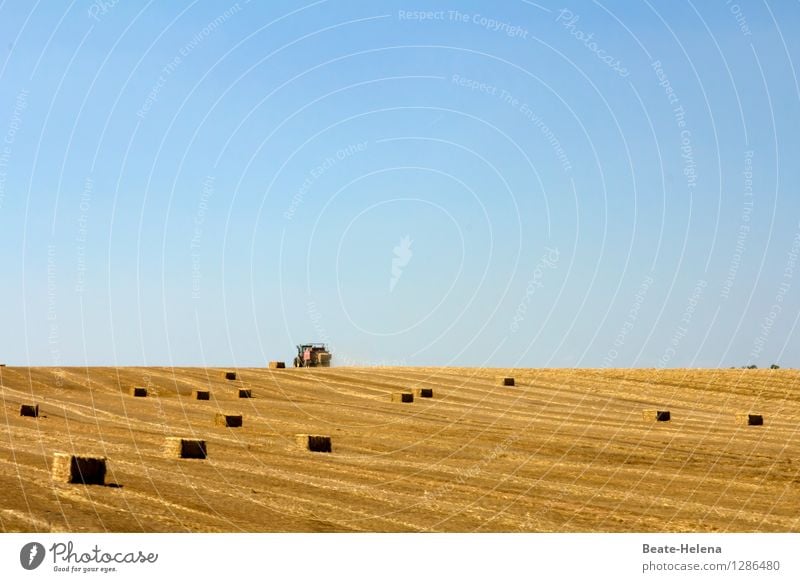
<box><xmin>0</xmin><ymin>367</ymin><xmax>798</xmax><ymax>532</ymax></box>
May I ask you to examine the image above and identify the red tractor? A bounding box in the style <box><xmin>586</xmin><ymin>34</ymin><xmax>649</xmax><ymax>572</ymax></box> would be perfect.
<box><xmin>293</xmin><ymin>343</ymin><xmax>332</xmax><ymax>368</ymax></box>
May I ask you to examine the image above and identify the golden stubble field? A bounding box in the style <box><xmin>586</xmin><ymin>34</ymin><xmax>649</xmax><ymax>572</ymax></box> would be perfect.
<box><xmin>0</xmin><ymin>366</ymin><xmax>798</xmax><ymax>532</ymax></box>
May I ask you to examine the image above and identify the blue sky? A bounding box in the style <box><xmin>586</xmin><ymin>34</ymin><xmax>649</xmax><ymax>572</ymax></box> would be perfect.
<box><xmin>0</xmin><ymin>0</ymin><xmax>798</xmax><ymax>368</ymax></box>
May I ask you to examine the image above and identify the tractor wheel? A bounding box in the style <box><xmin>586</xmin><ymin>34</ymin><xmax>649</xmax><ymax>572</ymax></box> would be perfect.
<box><xmin>293</xmin><ymin>357</ymin><xmax>301</xmax><ymax>368</ymax></box>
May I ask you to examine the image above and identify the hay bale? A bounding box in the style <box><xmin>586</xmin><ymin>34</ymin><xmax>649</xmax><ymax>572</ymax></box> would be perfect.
<box><xmin>131</xmin><ymin>387</ymin><xmax>147</xmax><ymax>397</ymax></box>
<box><xmin>225</xmin><ymin>371</ymin><xmax>237</xmax><ymax>380</ymax></box>
<box><xmin>20</xmin><ymin>404</ymin><xmax>39</xmax><ymax>418</ymax></box>
<box><xmin>51</xmin><ymin>453</ymin><xmax>106</xmax><ymax>485</ymax></box>
<box><xmin>215</xmin><ymin>413</ymin><xmax>242</xmax><ymax>428</ymax></box>
<box><xmin>165</xmin><ymin>437</ymin><xmax>207</xmax><ymax>459</ymax></box>
<box><xmin>194</xmin><ymin>390</ymin><xmax>210</xmax><ymax>401</ymax></box>
<box><xmin>414</xmin><ymin>388</ymin><xmax>434</xmax><ymax>398</ymax></box>
<box><xmin>295</xmin><ymin>434</ymin><xmax>332</xmax><ymax>453</ymax></box>
<box><xmin>499</xmin><ymin>377</ymin><xmax>515</xmax><ymax>386</ymax></box>
<box><xmin>642</xmin><ymin>409</ymin><xmax>671</xmax><ymax>422</ymax></box>
<box><xmin>391</xmin><ymin>392</ymin><xmax>414</xmax><ymax>403</ymax></box>
<box><xmin>238</xmin><ymin>389</ymin><xmax>252</xmax><ymax>398</ymax></box>
<box><xmin>736</xmin><ymin>413</ymin><xmax>764</xmax><ymax>426</ymax></box>
<box><xmin>268</xmin><ymin>361</ymin><xmax>285</xmax><ymax>369</ymax></box>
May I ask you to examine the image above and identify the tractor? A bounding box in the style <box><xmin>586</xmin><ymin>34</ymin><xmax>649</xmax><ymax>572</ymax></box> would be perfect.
<box><xmin>293</xmin><ymin>343</ymin><xmax>332</xmax><ymax>368</ymax></box>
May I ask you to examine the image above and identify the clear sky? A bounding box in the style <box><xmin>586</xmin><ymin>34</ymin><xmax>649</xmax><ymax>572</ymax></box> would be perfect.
<box><xmin>0</xmin><ymin>0</ymin><xmax>798</xmax><ymax>368</ymax></box>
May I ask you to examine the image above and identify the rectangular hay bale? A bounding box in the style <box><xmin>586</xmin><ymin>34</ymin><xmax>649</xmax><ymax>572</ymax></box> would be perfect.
<box><xmin>52</xmin><ymin>453</ymin><xmax>106</xmax><ymax>485</ymax></box>
<box><xmin>20</xmin><ymin>404</ymin><xmax>40</xmax><ymax>418</ymax></box>
<box><xmin>225</xmin><ymin>371</ymin><xmax>237</xmax><ymax>380</ymax></box>
<box><xmin>215</xmin><ymin>413</ymin><xmax>243</xmax><ymax>428</ymax></box>
<box><xmin>736</xmin><ymin>413</ymin><xmax>764</xmax><ymax>426</ymax></box>
<box><xmin>268</xmin><ymin>361</ymin><xmax>286</xmax><ymax>369</ymax></box>
<box><xmin>499</xmin><ymin>377</ymin><xmax>515</xmax><ymax>386</ymax></box>
<box><xmin>642</xmin><ymin>409</ymin><xmax>671</xmax><ymax>422</ymax></box>
<box><xmin>414</xmin><ymin>388</ymin><xmax>434</xmax><ymax>398</ymax></box>
<box><xmin>165</xmin><ymin>437</ymin><xmax>207</xmax><ymax>459</ymax></box>
<box><xmin>391</xmin><ymin>392</ymin><xmax>414</xmax><ymax>403</ymax></box>
<box><xmin>295</xmin><ymin>434</ymin><xmax>332</xmax><ymax>453</ymax></box>
<box><xmin>194</xmin><ymin>390</ymin><xmax>210</xmax><ymax>400</ymax></box>
<box><xmin>131</xmin><ymin>387</ymin><xmax>148</xmax><ymax>397</ymax></box>
<box><xmin>238</xmin><ymin>389</ymin><xmax>252</xmax><ymax>398</ymax></box>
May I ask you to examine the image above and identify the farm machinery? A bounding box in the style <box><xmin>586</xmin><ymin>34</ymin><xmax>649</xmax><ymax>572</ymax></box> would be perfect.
<box><xmin>293</xmin><ymin>343</ymin><xmax>332</xmax><ymax>368</ymax></box>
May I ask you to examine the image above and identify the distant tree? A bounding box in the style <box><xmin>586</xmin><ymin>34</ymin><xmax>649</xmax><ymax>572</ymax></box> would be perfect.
<box><xmin>770</xmin><ymin>363</ymin><xmax>780</xmax><ymax>369</ymax></box>
<box><xmin>748</xmin><ymin>364</ymin><xmax>758</xmax><ymax>369</ymax></box>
